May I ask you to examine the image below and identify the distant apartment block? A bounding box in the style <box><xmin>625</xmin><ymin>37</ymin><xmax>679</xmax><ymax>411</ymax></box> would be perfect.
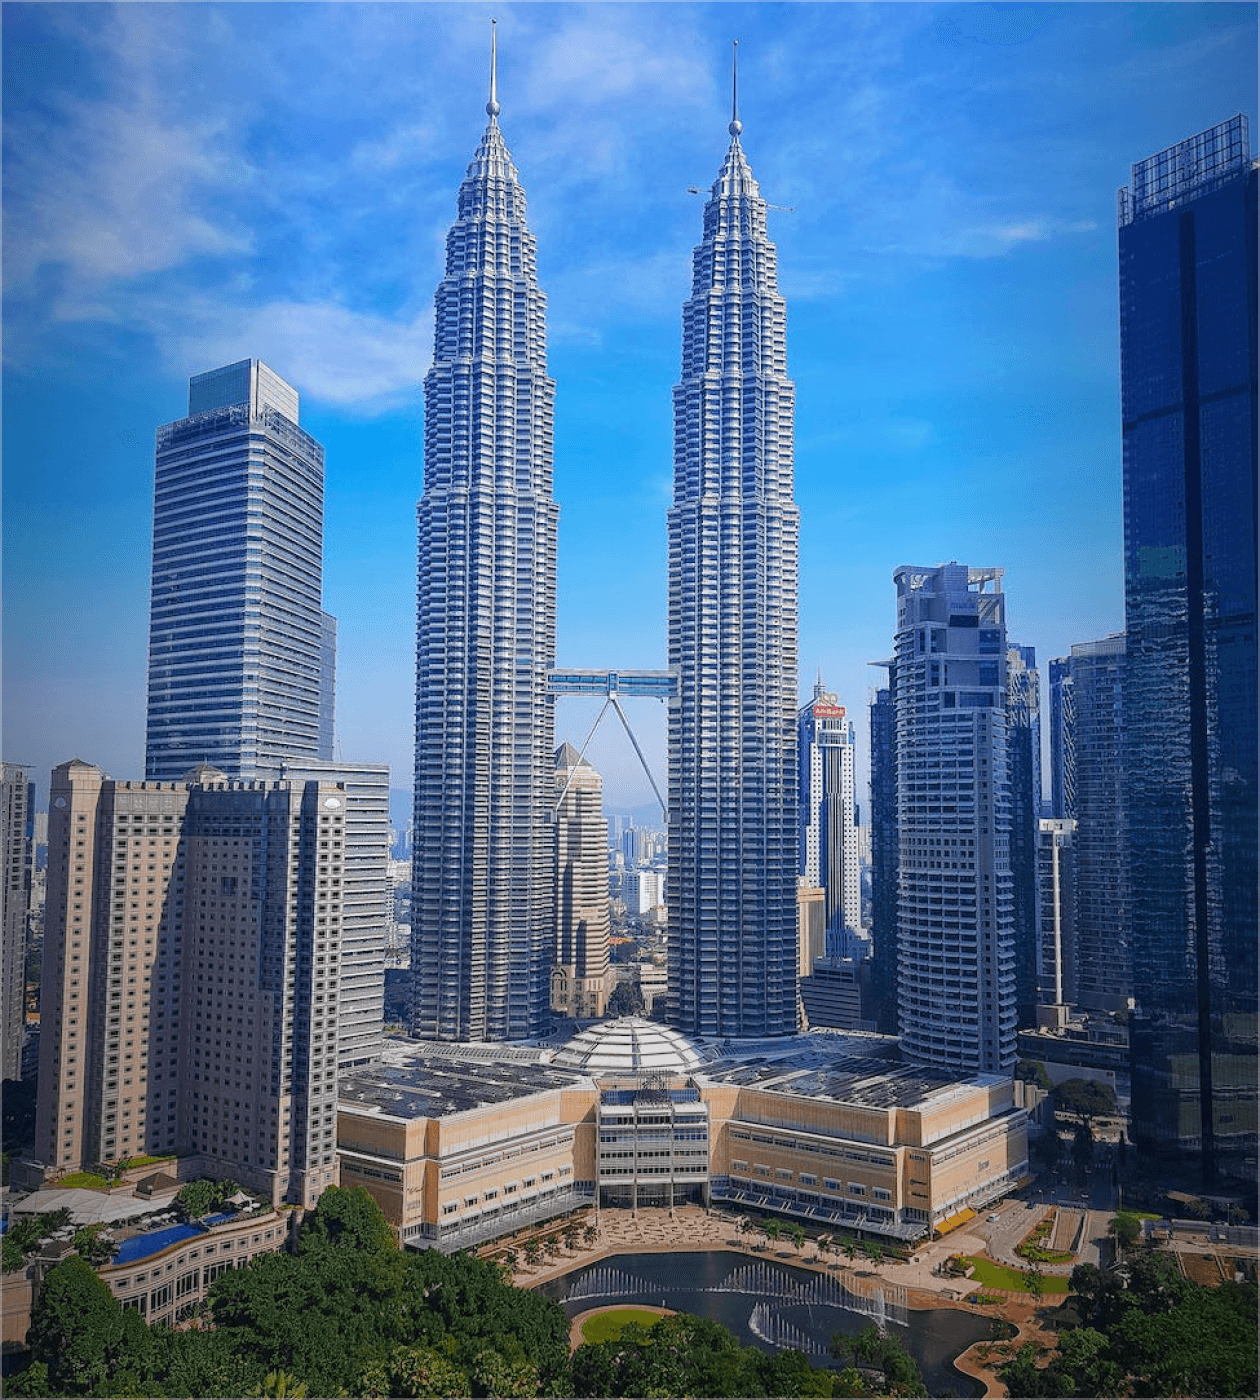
<box><xmin>2</xmin><ymin>764</ymin><xmax>33</xmax><ymax>1080</ymax></box>
<box><xmin>551</xmin><ymin>744</ymin><xmax>612</xmax><ymax>1020</ymax></box>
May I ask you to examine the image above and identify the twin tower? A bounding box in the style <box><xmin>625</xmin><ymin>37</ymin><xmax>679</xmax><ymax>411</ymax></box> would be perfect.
<box><xmin>412</xmin><ymin>44</ymin><xmax>800</xmax><ymax>1042</ymax></box>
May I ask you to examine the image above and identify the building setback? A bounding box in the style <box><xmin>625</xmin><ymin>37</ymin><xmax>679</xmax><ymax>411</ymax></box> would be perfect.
<box><xmin>667</xmin><ymin>89</ymin><xmax>800</xmax><ymax>1038</ymax></box>
<box><xmin>1118</xmin><ymin>115</ymin><xmax>1257</xmax><ymax>1183</ymax></box>
<box><xmin>412</xmin><ymin>52</ymin><xmax>559</xmax><ymax>1042</ymax></box>
<box><xmin>892</xmin><ymin>564</ymin><xmax>1016</xmax><ymax>1076</ymax></box>
<box><xmin>33</xmin><ymin>761</ymin><xmax>343</xmax><ymax>1207</ymax></box>
<box><xmin>145</xmin><ymin>360</ymin><xmax>333</xmax><ymax>781</ymax></box>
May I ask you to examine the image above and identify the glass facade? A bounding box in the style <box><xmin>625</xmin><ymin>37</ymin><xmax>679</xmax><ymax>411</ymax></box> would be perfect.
<box><xmin>797</xmin><ymin>680</ymin><xmax>860</xmax><ymax>953</ymax></box>
<box><xmin>667</xmin><ymin>114</ymin><xmax>800</xmax><ymax>1038</ymax></box>
<box><xmin>868</xmin><ymin>680</ymin><xmax>899</xmax><ymax>1035</ymax></box>
<box><xmin>1120</xmin><ymin>116</ymin><xmax>1257</xmax><ymax>1183</ymax></box>
<box><xmin>146</xmin><ymin>361</ymin><xmax>330</xmax><ymax>781</ymax></box>
<box><xmin>1006</xmin><ymin>644</ymin><xmax>1041</xmax><ymax>1028</ymax></box>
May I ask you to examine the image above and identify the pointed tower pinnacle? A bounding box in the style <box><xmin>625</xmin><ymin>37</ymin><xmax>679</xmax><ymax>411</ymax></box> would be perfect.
<box><xmin>729</xmin><ymin>39</ymin><xmax>742</xmax><ymax>138</ymax></box>
<box><xmin>487</xmin><ymin>17</ymin><xmax>500</xmax><ymax>120</ymax></box>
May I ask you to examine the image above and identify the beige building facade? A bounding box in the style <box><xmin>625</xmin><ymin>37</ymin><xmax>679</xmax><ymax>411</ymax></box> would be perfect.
<box><xmin>551</xmin><ymin>744</ymin><xmax>612</xmax><ymax>1020</ymax></box>
<box><xmin>33</xmin><ymin>761</ymin><xmax>345</xmax><ymax>1208</ymax></box>
<box><xmin>338</xmin><ymin>1021</ymin><xmax>1027</xmax><ymax>1250</ymax></box>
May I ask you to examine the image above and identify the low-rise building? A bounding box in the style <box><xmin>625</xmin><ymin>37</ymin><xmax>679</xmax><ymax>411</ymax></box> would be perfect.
<box><xmin>337</xmin><ymin>1019</ymin><xmax>1027</xmax><ymax>1250</ymax></box>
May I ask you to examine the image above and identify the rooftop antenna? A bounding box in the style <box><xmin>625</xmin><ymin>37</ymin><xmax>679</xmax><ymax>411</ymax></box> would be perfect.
<box><xmin>729</xmin><ymin>39</ymin><xmax>742</xmax><ymax>138</ymax></box>
<box><xmin>487</xmin><ymin>17</ymin><xmax>500</xmax><ymax>120</ymax></box>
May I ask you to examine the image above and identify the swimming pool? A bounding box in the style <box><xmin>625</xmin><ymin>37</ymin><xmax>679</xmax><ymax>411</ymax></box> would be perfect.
<box><xmin>112</xmin><ymin>1221</ymin><xmax>205</xmax><ymax>1264</ymax></box>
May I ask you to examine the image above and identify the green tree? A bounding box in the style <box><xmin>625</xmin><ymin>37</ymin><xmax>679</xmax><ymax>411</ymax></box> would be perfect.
<box><xmin>360</xmin><ymin>1345</ymin><xmax>469</xmax><ymax>1398</ymax></box>
<box><xmin>27</xmin><ymin>1256</ymin><xmax>150</xmax><ymax>1395</ymax></box>
<box><xmin>1015</xmin><ymin>1059</ymin><xmax>1052</xmax><ymax>1091</ymax></box>
<box><xmin>1108</xmin><ymin>1212</ymin><xmax>1142</xmax><ymax>1254</ymax></box>
<box><xmin>1056</xmin><ymin>1078</ymin><xmax>1119</xmax><ymax>1123</ymax></box>
<box><xmin>73</xmin><ymin>1223</ymin><xmax>117</xmax><ymax>1267</ymax></box>
<box><xmin>298</xmin><ymin>1184</ymin><xmax>396</xmax><ymax>1256</ymax></box>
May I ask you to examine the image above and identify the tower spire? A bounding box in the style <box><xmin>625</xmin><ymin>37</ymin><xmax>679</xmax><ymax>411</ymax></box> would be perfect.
<box><xmin>729</xmin><ymin>39</ymin><xmax>742</xmax><ymax>138</ymax></box>
<box><xmin>487</xmin><ymin>17</ymin><xmax>500</xmax><ymax>120</ymax></box>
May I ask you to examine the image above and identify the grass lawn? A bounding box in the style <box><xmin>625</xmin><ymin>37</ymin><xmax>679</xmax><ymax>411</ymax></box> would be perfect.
<box><xmin>580</xmin><ymin>1309</ymin><xmax>665</xmax><ymax>1344</ymax></box>
<box><xmin>57</xmin><ymin>1172</ymin><xmax>109</xmax><ymax>1190</ymax></box>
<box><xmin>965</xmin><ymin>1257</ymin><xmax>1071</xmax><ymax>1294</ymax></box>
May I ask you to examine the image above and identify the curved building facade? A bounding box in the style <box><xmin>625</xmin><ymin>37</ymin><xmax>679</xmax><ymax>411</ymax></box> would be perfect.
<box><xmin>667</xmin><ymin>101</ymin><xmax>800</xmax><ymax>1038</ymax></box>
<box><xmin>412</xmin><ymin>68</ymin><xmax>559</xmax><ymax>1041</ymax></box>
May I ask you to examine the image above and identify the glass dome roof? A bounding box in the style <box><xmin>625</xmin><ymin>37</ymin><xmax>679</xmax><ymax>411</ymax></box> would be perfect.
<box><xmin>551</xmin><ymin>1016</ymin><xmax>707</xmax><ymax>1074</ymax></box>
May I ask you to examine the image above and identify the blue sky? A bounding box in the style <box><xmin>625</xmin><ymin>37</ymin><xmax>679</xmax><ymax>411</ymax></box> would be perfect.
<box><xmin>3</xmin><ymin>2</ymin><xmax>1256</xmax><ymax>818</ymax></box>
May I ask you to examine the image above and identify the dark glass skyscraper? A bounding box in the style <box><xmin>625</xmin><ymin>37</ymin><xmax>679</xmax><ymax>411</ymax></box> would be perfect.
<box><xmin>1119</xmin><ymin>115</ymin><xmax>1257</xmax><ymax>1183</ymax></box>
<box><xmin>1048</xmin><ymin>635</ymin><xmax>1128</xmax><ymax>1012</ymax></box>
<box><xmin>868</xmin><ymin>679</ymin><xmax>899</xmax><ymax>1035</ymax></box>
<box><xmin>1006</xmin><ymin>644</ymin><xmax>1041</xmax><ymax>1028</ymax></box>
<box><xmin>667</xmin><ymin>92</ymin><xmax>800</xmax><ymax>1039</ymax></box>
<box><xmin>412</xmin><ymin>52</ymin><xmax>558</xmax><ymax>1041</ymax></box>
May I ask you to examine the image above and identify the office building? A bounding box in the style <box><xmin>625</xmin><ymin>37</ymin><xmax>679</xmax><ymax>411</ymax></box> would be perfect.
<box><xmin>1047</xmin><ymin>635</ymin><xmax>1128</xmax><ymax>1011</ymax></box>
<box><xmin>2</xmin><ymin>764</ymin><xmax>33</xmax><ymax>1080</ymax></box>
<box><xmin>797</xmin><ymin>680</ymin><xmax>861</xmax><ymax>954</ymax></box>
<box><xmin>551</xmin><ymin>743</ymin><xmax>612</xmax><ymax>1020</ymax></box>
<box><xmin>892</xmin><ymin>563</ymin><xmax>1016</xmax><ymax>1076</ymax></box>
<box><xmin>1035</xmin><ymin>818</ymin><xmax>1077</xmax><ymax>1010</ymax></box>
<box><xmin>1006</xmin><ymin>644</ymin><xmax>1041</xmax><ymax>1028</ymax></box>
<box><xmin>667</xmin><ymin>90</ymin><xmax>800</xmax><ymax>1038</ymax></box>
<box><xmin>1119</xmin><ymin>115</ymin><xmax>1257</xmax><ymax>1182</ymax></box>
<box><xmin>868</xmin><ymin>679</ymin><xmax>899</xmax><ymax>1034</ymax></box>
<box><xmin>33</xmin><ymin>761</ymin><xmax>343</xmax><ymax>1207</ymax></box>
<box><xmin>145</xmin><ymin>361</ymin><xmax>386</xmax><ymax>1067</ymax></box>
<box><xmin>145</xmin><ymin>360</ymin><xmax>334</xmax><ymax>781</ymax></box>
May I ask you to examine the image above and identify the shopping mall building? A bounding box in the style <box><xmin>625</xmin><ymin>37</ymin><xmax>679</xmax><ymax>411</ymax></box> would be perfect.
<box><xmin>336</xmin><ymin>1019</ymin><xmax>1028</xmax><ymax>1251</ymax></box>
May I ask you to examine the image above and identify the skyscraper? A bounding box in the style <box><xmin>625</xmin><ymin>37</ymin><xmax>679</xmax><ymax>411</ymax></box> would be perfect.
<box><xmin>146</xmin><ymin>359</ymin><xmax>334</xmax><ymax>781</ymax></box>
<box><xmin>2</xmin><ymin>764</ymin><xmax>33</xmax><ymax>1080</ymax></box>
<box><xmin>412</xmin><ymin>37</ymin><xmax>558</xmax><ymax>1041</ymax></box>
<box><xmin>667</xmin><ymin>69</ymin><xmax>800</xmax><ymax>1039</ymax></box>
<box><xmin>868</xmin><ymin>677</ymin><xmax>899</xmax><ymax>1035</ymax></box>
<box><xmin>1047</xmin><ymin>635</ymin><xmax>1128</xmax><ymax>1012</ymax></box>
<box><xmin>146</xmin><ymin>360</ymin><xmax>385</xmax><ymax>1068</ymax></box>
<box><xmin>1005</xmin><ymin>644</ymin><xmax>1041</xmax><ymax>1028</ymax></box>
<box><xmin>797</xmin><ymin>679</ymin><xmax>860</xmax><ymax>953</ymax></box>
<box><xmin>551</xmin><ymin>743</ymin><xmax>612</xmax><ymax>1020</ymax></box>
<box><xmin>892</xmin><ymin>563</ymin><xmax>1016</xmax><ymax>1076</ymax></box>
<box><xmin>1119</xmin><ymin>115</ymin><xmax>1257</xmax><ymax>1182</ymax></box>
<box><xmin>34</xmin><ymin>761</ymin><xmax>343</xmax><ymax>1206</ymax></box>
<box><xmin>1036</xmin><ymin>817</ymin><xmax>1077</xmax><ymax>1008</ymax></box>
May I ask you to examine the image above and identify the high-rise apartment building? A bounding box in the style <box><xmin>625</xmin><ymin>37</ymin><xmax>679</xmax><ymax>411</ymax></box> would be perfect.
<box><xmin>146</xmin><ymin>360</ymin><xmax>334</xmax><ymax>781</ymax></box>
<box><xmin>412</xmin><ymin>56</ymin><xmax>558</xmax><ymax>1041</ymax></box>
<box><xmin>1047</xmin><ymin>635</ymin><xmax>1128</xmax><ymax>1011</ymax></box>
<box><xmin>551</xmin><ymin>743</ymin><xmax>612</xmax><ymax>1020</ymax></box>
<box><xmin>666</xmin><ymin>94</ymin><xmax>800</xmax><ymax>1040</ymax></box>
<box><xmin>146</xmin><ymin>361</ymin><xmax>386</xmax><ymax>1067</ymax></box>
<box><xmin>1036</xmin><ymin>818</ymin><xmax>1077</xmax><ymax>1008</ymax></box>
<box><xmin>797</xmin><ymin>680</ymin><xmax>860</xmax><ymax>952</ymax></box>
<box><xmin>868</xmin><ymin>678</ymin><xmax>899</xmax><ymax>1035</ymax></box>
<box><xmin>2</xmin><ymin>764</ymin><xmax>33</xmax><ymax>1080</ymax></box>
<box><xmin>276</xmin><ymin>759</ymin><xmax>390</xmax><ymax>1067</ymax></box>
<box><xmin>1006</xmin><ymin>645</ymin><xmax>1041</xmax><ymax>1028</ymax></box>
<box><xmin>34</xmin><ymin>761</ymin><xmax>343</xmax><ymax>1206</ymax></box>
<box><xmin>892</xmin><ymin>563</ymin><xmax>1016</xmax><ymax>1076</ymax></box>
<box><xmin>1119</xmin><ymin>115</ymin><xmax>1257</xmax><ymax>1182</ymax></box>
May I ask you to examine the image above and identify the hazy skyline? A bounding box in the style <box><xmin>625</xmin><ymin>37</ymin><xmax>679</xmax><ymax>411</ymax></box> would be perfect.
<box><xmin>4</xmin><ymin>2</ymin><xmax>1256</xmax><ymax>813</ymax></box>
